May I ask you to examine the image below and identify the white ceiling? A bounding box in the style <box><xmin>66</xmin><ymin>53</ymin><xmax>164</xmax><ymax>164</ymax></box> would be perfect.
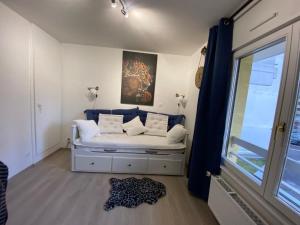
<box><xmin>1</xmin><ymin>0</ymin><xmax>243</xmax><ymax>55</ymax></box>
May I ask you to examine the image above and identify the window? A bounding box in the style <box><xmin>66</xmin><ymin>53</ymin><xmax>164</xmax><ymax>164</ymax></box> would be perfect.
<box><xmin>225</xmin><ymin>40</ymin><xmax>286</xmax><ymax>183</ymax></box>
<box><xmin>223</xmin><ymin>24</ymin><xmax>300</xmax><ymax>224</ymax></box>
<box><xmin>277</xmin><ymin>82</ymin><xmax>300</xmax><ymax>212</ymax></box>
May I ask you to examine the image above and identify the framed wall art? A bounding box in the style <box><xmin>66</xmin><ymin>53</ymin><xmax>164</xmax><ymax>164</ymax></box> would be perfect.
<box><xmin>121</xmin><ymin>51</ymin><xmax>157</xmax><ymax>106</ymax></box>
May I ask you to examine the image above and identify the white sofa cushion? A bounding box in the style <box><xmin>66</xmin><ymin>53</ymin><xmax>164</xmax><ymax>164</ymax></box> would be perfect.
<box><xmin>122</xmin><ymin>116</ymin><xmax>147</xmax><ymax>136</ymax></box>
<box><xmin>145</xmin><ymin>113</ymin><xmax>168</xmax><ymax>137</ymax></box>
<box><xmin>122</xmin><ymin>116</ymin><xmax>143</xmax><ymax>130</ymax></box>
<box><xmin>167</xmin><ymin>124</ymin><xmax>187</xmax><ymax>144</ymax></box>
<box><xmin>98</xmin><ymin>114</ymin><xmax>124</xmax><ymax>134</ymax></box>
<box><xmin>74</xmin><ymin>120</ymin><xmax>99</xmax><ymax>142</ymax></box>
<box><xmin>75</xmin><ymin>133</ymin><xmax>186</xmax><ymax>150</ymax></box>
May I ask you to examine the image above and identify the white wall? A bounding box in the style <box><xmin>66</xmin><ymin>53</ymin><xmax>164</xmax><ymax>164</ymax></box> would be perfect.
<box><xmin>62</xmin><ymin>44</ymin><xmax>192</xmax><ymax>143</ymax></box>
<box><xmin>0</xmin><ymin>3</ymin><xmax>62</xmax><ymax>178</ymax></box>
<box><xmin>183</xmin><ymin>46</ymin><xmax>206</xmax><ymax>160</ymax></box>
<box><xmin>0</xmin><ymin>2</ymin><xmax>33</xmax><ymax>178</ymax></box>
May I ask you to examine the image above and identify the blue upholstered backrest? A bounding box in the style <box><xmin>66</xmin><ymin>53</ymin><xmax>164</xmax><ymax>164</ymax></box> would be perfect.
<box><xmin>84</xmin><ymin>108</ymin><xmax>185</xmax><ymax>130</ymax></box>
<box><xmin>84</xmin><ymin>108</ymin><xmax>139</xmax><ymax>124</ymax></box>
<box><xmin>84</xmin><ymin>109</ymin><xmax>112</xmax><ymax>124</ymax></box>
<box><xmin>111</xmin><ymin>108</ymin><xmax>139</xmax><ymax>123</ymax></box>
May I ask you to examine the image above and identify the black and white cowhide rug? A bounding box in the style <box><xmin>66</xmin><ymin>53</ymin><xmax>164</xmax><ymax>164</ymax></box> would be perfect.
<box><xmin>104</xmin><ymin>177</ymin><xmax>166</xmax><ymax>211</ymax></box>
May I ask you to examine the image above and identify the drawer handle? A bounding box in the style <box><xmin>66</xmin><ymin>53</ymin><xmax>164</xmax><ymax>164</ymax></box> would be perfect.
<box><xmin>249</xmin><ymin>12</ymin><xmax>278</xmax><ymax>32</ymax></box>
<box><xmin>128</xmin><ymin>164</ymin><xmax>132</xmax><ymax>167</ymax></box>
<box><xmin>146</xmin><ymin>150</ymin><xmax>158</xmax><ymax>154</ymax></box>
<box><xmin>90</xmin><ymin>162</ymin><xmax>95</xmax><ymax>165</ymax></box>
<box><xmin>104</xmin><ymin>149</ymin><xmax>117</xmax><ymax>152</ymax></box>
<box><xmin>163</xmin><ymin>165</ymin><xmax>167</xmax><ymax>169</ymax></box>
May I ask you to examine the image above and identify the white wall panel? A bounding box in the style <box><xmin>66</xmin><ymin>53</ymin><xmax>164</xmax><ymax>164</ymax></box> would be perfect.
<box><xmin>0</xmin><ymin>2</ymin><xmax>33</xmax><ymax>178</ymax></box>
<box><xmin>233</xmin><ymin>0</ymin><xmax>300</xmax><ymax>50</ymax></box>
<box><xmin>0</xmin><ymin>3</ymin><xmax>62</xmax><ymax>177</ymax></box>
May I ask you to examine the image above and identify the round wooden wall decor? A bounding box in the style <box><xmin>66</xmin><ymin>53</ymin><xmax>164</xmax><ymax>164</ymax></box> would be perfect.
<box><xmin>195</xmin><ymin>66</ymin><xmax>204</xmax><ymax>89</ymax></box>
<box><xmin>195</xmin><ymin>46</ymin><xmax>207</xmax><ymax>89</ymax></box>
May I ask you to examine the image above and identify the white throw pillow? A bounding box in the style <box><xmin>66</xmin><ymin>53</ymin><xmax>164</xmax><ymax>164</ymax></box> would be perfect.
<box><xmin>74</xmin><ymin>120</ymin><xmax>99</xmax><ymax>142</ymax></box>
<box><xmin>122</xmin><ymin>116</ymin><xmax>147</xmax><ymax>136</ymax></box>
<box><xmin>167</xmin><ymin>124</ymin><xmax>188</xmax><ymax>144</ymax></box>
<box><xmin>145</xmin><ymin>113</ymin><xmax>168</xmax><ymax>137</ymax></box>
<box><xmin>126</xmin><ymin>126</ymin><xmax>148</xmax><ymax>136</ymax></box>
<box><xmin>122</xmin><ymin>116</ymin><xmax>143</xmax><ymax>130</ymax></box>
<box><xmin>98</xmin><ymin>114</ymin><xmax>124</xmax><ymax>134</ymax></box>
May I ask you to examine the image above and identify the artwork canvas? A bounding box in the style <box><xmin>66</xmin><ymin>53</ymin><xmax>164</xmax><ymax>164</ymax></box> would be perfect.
<box><xmin>121</xmin><ymin>51</ymin><xmax>157</xmax><ymax>106</ymax></box>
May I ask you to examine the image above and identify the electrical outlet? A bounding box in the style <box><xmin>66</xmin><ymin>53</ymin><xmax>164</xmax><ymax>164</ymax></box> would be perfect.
<box><xmin>66</xmin><ymin>138</ymin><xmax>71</xmax><ymax>145</ymax></box>
<box><xmin>66</xmin><ymin>138</ymin><xmax>71</xmax><ymax>148</ymax></box>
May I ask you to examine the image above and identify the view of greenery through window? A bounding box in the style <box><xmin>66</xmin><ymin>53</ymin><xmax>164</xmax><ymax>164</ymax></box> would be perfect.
<box><xmin>236</xmin><ymin>158</ymin><xmax>266</xmax><ymax>175</ymax></box>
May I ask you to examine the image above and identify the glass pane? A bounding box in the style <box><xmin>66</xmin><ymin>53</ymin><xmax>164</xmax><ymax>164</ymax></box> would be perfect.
<box><xmin>277</xmin><ymin>89</ymin><xmax>300</xmax><ymax>212</ymax></box>
<box><xmin>226</xmin><ymin>41</ymin><xmax>286</xmax><ymax>182</ymax></box>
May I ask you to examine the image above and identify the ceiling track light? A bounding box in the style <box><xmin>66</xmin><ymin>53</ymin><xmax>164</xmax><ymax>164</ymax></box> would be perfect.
<box><xmin>111</xmin><ymin>0</ymin><xmax>117</xmax><ymax>8</ymax></box>
<box><xmin>111</xmin><ymin>0</ymin><xmax>129</xmax><ymax>18</ymax></box>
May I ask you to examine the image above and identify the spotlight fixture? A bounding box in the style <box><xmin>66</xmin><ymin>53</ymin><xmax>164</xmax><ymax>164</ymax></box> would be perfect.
<box><xmin>111</xmin><ymin>0</ymin><xmax>117</xmax><ymax>8</ymax></box>
<box><xmin>111</xmin><ymin>0</ymin><xmax>129</xmax><ymax>18</ymax></box>
<box><xmin>121</xmin><ymin>8</ymin><xmax>129</xmax><ymax>18</ymax></box>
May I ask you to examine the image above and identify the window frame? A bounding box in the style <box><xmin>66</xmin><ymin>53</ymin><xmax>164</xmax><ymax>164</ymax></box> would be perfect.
<box><xmin>264</xmin><ymin>21</ymin><xmax>300</xmax><ymax>223</ymax></box>
<box><xmin>222</xmin><ymin>25</ymin><xmax>293</xmax><ymax>196</ymax></box>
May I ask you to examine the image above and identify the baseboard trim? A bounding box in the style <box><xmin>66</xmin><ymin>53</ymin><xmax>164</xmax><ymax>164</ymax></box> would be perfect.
<box><xmin>34</xmin><ymin>142</ymin><xmax>62</xmax><ymax>164</ymax></box>
<box><xmin>8</xmin><ymin>146</ymin><xmax>65</xmax><ymax>180</ymax></box>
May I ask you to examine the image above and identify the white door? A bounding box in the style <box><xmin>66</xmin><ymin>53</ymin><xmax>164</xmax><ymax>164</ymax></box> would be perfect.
<box><xmin>33</xmin><ymin>26</ymin><xmax>62</xmax><ymax>157</ymax></box>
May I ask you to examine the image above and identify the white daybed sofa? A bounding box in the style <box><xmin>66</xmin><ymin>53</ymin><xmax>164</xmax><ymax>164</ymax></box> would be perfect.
<box><xmin>71</xmin><ymin>108</ymin><xmax>187</xmax><ymax>176</ymax></box>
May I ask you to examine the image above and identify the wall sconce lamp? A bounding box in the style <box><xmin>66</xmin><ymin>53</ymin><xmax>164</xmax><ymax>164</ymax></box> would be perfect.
<box><xmin>87</xmin><ymin>86</ymin><xmax>99</xmax><ymax>101</ymax></box>
<box><xmin>176</xmin><ymin>93</ymin><xmax>187</xmax><ymax>108</ymax></box>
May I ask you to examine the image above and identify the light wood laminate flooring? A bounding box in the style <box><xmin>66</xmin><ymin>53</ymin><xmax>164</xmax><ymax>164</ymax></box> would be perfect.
<box><xmin>7</xmin><ymin>149</ymin><xmax>219</xmax><ymax>225</ymax></box>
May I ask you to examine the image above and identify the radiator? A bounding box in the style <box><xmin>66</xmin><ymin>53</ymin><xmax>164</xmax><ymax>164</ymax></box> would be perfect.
<box><xmin>208</xmin><ymin>176</ymin><xmax>268</xmax><ymax>225</ymax></box>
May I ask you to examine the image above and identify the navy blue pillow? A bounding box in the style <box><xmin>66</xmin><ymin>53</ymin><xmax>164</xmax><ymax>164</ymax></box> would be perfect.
<box><xmin>111</xmin><ymin>108</ymin><xmax>139</xmax><ymax>123</ymax></box>
<box><xmin>168</xmin><ymin>114</ymin><xmax>185</xmax><ymax>130</ymax></box>
<box><xmin>84</xmin><ymin>109</ymin><xmax>111</xmax><ymax>124</ymax></box>
<box><xmin>138</xmin><ymin>110</ymin><xmax>185</xmax><ymax>131</ymax></box>
<box><xmin>137</xmin><ymin>110</ymin><xmax>148</xmax><ymax>125</ymax></box>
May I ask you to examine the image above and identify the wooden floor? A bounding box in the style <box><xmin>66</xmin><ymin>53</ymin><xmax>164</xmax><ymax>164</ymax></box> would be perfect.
<box><xmin>7</xmin><ymin>149</ymin><xmax>219</xmax><ymax>225</ymax></box>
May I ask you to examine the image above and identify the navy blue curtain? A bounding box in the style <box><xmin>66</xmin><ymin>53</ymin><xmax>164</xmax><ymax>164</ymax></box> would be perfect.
<box><xmin>188</xmin><ymin>18</ymin><xmax>233</xmax><ymax>200</ymax></box>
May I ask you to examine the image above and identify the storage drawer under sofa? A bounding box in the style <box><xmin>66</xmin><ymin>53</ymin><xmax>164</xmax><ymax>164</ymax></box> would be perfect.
<box><xmin>112</xmin><ymin>156</ymin><xmax>148</xmax><ymax>174</ymax></box>
<box><xmin>72</xmin><ymin>147</ymin><xmax>186</xmax><ymax>175</ymax></box>
<box><xmin>148</xmin><ymin>158</ymin><xmax>183</xmax><ymax>175</ymax></box>
<box><xmin>74</xmin><ymin>155</ymin><xmax>112</xmax><ymax>172</ymax></box>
